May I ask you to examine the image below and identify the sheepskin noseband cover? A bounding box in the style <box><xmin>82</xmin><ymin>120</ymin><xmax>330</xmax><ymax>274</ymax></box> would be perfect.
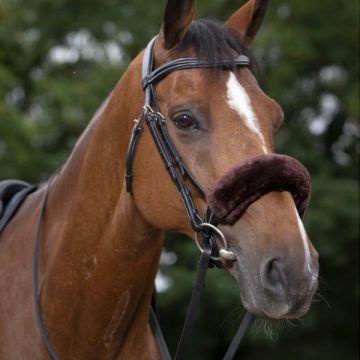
<box><xmin>206</xmin><ymin>154</ymin><xmax>311</xmax><ymax>224</ymax></box>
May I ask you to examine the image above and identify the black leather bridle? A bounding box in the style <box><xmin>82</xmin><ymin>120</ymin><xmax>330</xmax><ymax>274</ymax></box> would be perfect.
<box><xmin>33</xmin><ymin>36</ymin><xmax>255</xmax><ymax>360</ymax></box>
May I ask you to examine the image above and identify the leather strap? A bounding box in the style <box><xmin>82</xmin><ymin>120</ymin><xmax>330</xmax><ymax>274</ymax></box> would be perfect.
<box><xmin>150</xmin><ymin>307</ymin><xmax>172</xmax><ymax>360</ymax></box>
<box><xmin>223</xmin><ymin>312</ymin><xmax>255</xmax><ymax>360</ymax></box>
<box><xmin>174</xmin><ymin>239</ymin><xmax>212</xmax><ymax>360</ymax></box>
<box><xmin>142</xmin><ymin>55</ymin><xmax>250</xmax><ymax>90</ymax></box>
<box><xmin>125</xmin><ymin>112</ymin><xmax>145</xmax><ymax>193</ymax></box>
<box><xmin>33</xmin><ymin>178</ymin><xmax>59</xmax><ymax>360</ymax></box>
<box><xmin>149</xmin><ymin>235</ymin><xmax>254</xmax><ymax>360</ymax></box>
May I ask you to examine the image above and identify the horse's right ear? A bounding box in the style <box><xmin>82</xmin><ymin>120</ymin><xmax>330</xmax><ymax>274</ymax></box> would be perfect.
<box><xmin>162</xmin><ymin>0</ymin><xmax>195</xmax><ymax>49</ymax></box>
<box><xmin>225</xmin><ymin>0</ymin><xmax>269</xmax><ymax>47</ymax></box>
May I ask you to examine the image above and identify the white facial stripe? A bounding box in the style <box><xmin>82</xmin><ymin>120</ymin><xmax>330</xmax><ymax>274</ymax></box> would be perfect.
<box><xmin>294</xmin><ymin>205</ymin><xmax>312</xmax><ymax>274</ymax></box>
<box><xmin>226</xmin><ymin>72</ymin><xmax>268</xmax><ymax>153</ymax></box>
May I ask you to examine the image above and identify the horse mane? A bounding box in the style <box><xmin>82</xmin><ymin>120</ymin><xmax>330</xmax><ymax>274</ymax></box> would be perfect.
<box><xmin>173</xmin><ymin>19</ymin><xmax>253</xmax><ymax>63</ymax></box>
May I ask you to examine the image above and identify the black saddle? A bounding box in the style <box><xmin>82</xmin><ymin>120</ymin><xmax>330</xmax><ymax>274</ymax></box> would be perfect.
<box><xmin>0</xmin><ymin>180</ymin><xmax>37</xmax><ymax>233</ymax></box>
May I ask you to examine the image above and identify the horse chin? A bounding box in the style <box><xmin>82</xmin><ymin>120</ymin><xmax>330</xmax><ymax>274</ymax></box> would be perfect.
<box><xmin>240</xmin><ymin>295</ymin><xmax>312</xmax><ymax>320</ymax></box>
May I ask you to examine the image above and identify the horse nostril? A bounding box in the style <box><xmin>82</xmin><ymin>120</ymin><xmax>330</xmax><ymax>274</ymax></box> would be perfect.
<box><xmin>261</xmin><ymin>258</ymin><xmax>286</xmax><ymax>297</ymax></box>
<box><xmin>268</xmin><ymin>260</ymin><xmax>281</xmax><ymax>285</ymax></box>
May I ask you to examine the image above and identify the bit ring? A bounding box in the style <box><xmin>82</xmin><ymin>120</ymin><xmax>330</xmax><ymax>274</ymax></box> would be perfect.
<box><xmin>194</xmin><ymin>223</ymin><xmax>236</xmax><ymax>261</ymax></box>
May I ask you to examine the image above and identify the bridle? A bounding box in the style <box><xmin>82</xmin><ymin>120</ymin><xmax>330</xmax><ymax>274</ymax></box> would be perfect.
<box><xmin>33</xmin><ymin>35</ymin><xmax>256</xmax><ymax>360</ymax></box>
<box><xmin>126</xmin><ymin>36</ymin><xmax>250</xmax><ymax>236</ymax></box>
<box><xmin>126</xmin><ymin>35</ymin><xmax>253</xmax><ymax>261</ymax></box>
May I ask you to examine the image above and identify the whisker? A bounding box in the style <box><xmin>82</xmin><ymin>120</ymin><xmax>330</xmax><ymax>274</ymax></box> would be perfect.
<box><xmin>251</xmin><ymin>316</ymin><xmax>302</xmax><ymax>340</ymax></box>
<box><xmin>218</xmin><ymin>305</ymin><xmax>246</xmax><ymax>330</ymax></box>
<box><xmin>252</xmin><ymin>318</ymin><xmax>285</xmax><ymax>340</ymax></box>
<box><xmin>314</xmin><ymin>292</ymin><xmax>332</xmax><ymax>309</ymax></box>
<box><xmin>285</xmin><ymin>319</ymin><xmax>299</xmax><ymax>328</ymax></box>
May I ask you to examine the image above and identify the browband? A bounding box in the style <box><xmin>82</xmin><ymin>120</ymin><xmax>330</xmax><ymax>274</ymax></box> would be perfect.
<box><xmin>142</xmin><ymin>55</ymin><xmax>250</xmax><ymax>90</ymax></box>
<box><xmin>142</xmin><ymin>36</ymin><xmax>251</xmax><ymax>90</ymax></box>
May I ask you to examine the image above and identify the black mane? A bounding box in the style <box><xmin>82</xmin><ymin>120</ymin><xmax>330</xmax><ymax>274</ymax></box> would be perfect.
<box><xmin>174</xmin><ymin>19</ymin><xmax>252</xmax><ymax>61</ymax></box>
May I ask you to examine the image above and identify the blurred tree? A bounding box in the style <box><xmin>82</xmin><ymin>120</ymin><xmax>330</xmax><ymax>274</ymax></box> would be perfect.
<box><xmin>0</xmin><ymin>0</ymin><xmax>358</xmax><ymax>359</ymax></box>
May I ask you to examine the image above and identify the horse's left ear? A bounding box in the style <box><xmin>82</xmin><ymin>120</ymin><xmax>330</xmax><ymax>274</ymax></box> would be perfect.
<box><xmin>162</xmin><ymin>0</ymin><xmax>196</xmax><ymax>49</ymax></box>
<box><xmin>225</xmin><ymin>0</ymin><xmax>269</xmax><ymax>47</ymax></box>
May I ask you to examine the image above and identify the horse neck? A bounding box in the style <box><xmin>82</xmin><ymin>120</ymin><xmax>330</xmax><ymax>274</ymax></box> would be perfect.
<box><xmin>39</xmin><ymin>55</ymin><xmax>163</xmax><ymax>357</ymax></box>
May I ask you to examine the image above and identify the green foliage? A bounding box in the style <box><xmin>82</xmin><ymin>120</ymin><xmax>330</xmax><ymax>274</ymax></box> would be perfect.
<box><xmin>0</xmin><ymin>0</ymin><xmax>358</xmax><ymax>359</ymax></box>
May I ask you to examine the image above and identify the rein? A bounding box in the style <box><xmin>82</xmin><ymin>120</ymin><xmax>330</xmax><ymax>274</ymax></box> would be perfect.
<box><xmin>33</xmin><ymin>177</ymin><xmax>59</xmax><ymax>360</ymax></box>
<box><xmin>33</xmin><ymin>36</ymin><xmax>255</xmax><ymax>359</ymax></box>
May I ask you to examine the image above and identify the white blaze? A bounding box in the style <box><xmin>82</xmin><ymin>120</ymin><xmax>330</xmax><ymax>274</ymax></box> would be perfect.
<box><xmin>294</xmin><ymin>205</ymin><xmax>312</xmax><ymax>274</ymax></box>
<box><xmin>226</xmin><ymin>73</ymin><xmax>313</xmax><ymax>274</ymax></box>
<box><xmin>226</xmin><ymin>72</ymin><xmax>268</xmax><ymax>153</ymax></box>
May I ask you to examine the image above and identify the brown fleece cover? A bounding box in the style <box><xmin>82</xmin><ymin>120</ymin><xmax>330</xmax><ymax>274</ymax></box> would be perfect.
<box><xmin>206</xmin><ymin>154</ymin><xmax>311</xmax><ymax>224</ymax></box>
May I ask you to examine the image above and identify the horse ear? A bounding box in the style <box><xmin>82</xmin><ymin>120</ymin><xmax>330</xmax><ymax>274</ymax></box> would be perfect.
<box><xmin>225</xmin><ymin>0</ymin><xmax>269</xmax><ymax>47</ymax></box>
<box><xmin>162</xmin><ymin>0</ymin><xmax>196</xmax><ymax>49</ymax></box>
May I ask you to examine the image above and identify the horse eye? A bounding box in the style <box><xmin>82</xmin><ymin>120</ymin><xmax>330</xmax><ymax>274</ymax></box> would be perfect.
<box><xmin>173</xmin><ymin>113</ymin><xmax>199</xmax><ymax>131</ymax></box>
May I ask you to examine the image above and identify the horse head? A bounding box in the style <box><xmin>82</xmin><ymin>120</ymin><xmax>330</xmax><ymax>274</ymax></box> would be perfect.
<box><xmin>127</xmin><ymin>0</ymin><xmax>319</xmax><ymax>320</ymax></box>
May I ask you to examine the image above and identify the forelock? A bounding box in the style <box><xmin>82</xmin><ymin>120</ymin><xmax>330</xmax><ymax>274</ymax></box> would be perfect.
<box><xmin>173</xmin><ymin>19</ymin><xmax>251</xmax><ymax>61</ymax></box>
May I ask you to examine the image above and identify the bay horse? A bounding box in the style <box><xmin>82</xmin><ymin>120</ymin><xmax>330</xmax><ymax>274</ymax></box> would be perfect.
<box><xmin>0</xmin><ymin>0</ymin><xmax>319</xmax><ymax>359</ymax></box>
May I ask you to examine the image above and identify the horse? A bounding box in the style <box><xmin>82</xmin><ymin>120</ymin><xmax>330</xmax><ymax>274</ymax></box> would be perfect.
<box><xmin>0</xmin><ymin>0</ymin><xmax>319</xmax><ymax>358</ymax></box>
